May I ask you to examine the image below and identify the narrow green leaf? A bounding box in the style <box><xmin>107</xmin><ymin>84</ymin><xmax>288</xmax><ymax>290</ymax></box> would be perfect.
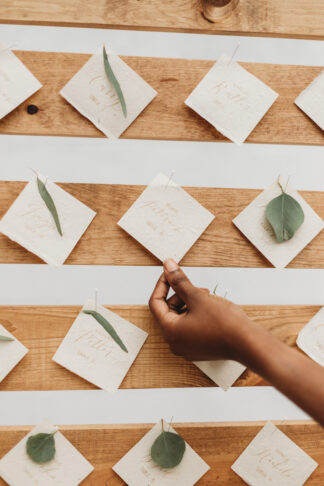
<box><xmin>36</xmin><ymin>177</ymin><xmax>63</xmax><ymax>236</ymax></box>
<box><xmin>26</xmin><ymin>432</ymin><xmax>56</xmax><ymax>463</ymax></box>
<box><xmin>0</xmin><ymin>335</ymin><xmax>14</xmax><ymax>341</ymax></box>
<box><xmin>266</xmin><ymin>191</ymin><xmax>304</xmax><ymax>242</ymax></box>
<box><xmin>83</xmin><ymin>309</ymin><xmax>128</xmax><ymax>353</ymax></box>
<box><xmin>103</xmin><ymin>46</ymin><xmax>127</xmax><ymax>118</ymax></box>
<box><xmin>151</xmin><ymin>427</ymin><xmax>186</xmax><ymax>469</ymax></box>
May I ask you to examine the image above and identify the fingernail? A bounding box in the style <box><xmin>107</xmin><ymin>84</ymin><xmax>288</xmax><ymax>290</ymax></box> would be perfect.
<box><xmin>164</xmin><ymin>258</ymin><xmax>179</xmax><ymax>272</ymax></box>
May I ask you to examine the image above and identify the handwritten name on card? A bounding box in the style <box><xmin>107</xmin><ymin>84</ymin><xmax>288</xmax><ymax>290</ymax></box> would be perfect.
<box><xmin>185</xmin><ymin>53</ymin><xmax>278</xmax><ymax>144</ymax></box>
<box><xmin>113</xmin><ymin>420</ymin><xmax>210</xmax><ymax>486</ymax></box>
<box><xmin>53</xmin><ymin>299</ymin><xmax>148</xmax><ymax>393</ymax></box>
<box><xmin>0</xmin><ymin>421</ymin><xmax>93</xmax><ymax>486</ymax></box>
<box><xmin>60</xmin><ymin>45</ymin><xmax>157</xmax><ymax>138</ymax></box>
<box><xmin>231</xmin><ymin>422</ymin><xmax>318</xmax><ymax>486</ymax></box>
<box><xmin>0</xmin><ymin>42</ymin><xmax>42</xmax><ymax>119</ymax></box>
<box><xmin>118</xmin><ymin>173</ymin><xmax>214</xmax><ymax>263</ymax></box>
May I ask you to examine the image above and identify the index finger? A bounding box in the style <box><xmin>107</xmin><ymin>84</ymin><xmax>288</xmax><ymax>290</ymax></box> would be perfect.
<box><xmin>149</xmin><ymin>272</ymin><xmax>171</xmax><ymax>323</ymax></box>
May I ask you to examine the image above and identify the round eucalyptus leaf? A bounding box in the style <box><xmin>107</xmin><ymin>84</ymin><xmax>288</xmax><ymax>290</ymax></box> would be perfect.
<box><xmin>26</xmin><ymin>432</ymin><xmax>56</xmax><ymax>463</ymax></box>
<box><xmin>266</xmin><ymin>192</ymin><xmax>304</xmax><ymax>242</ymax></box>
<box><xmin>151</xmin><ymin>431</ymin><xmax>186</xmax><ymax>469</ymax></box>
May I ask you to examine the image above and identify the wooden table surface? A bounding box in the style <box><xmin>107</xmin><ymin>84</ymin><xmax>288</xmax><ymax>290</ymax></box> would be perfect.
<box><xmin>0</xmin><ymin>421</ymin><xmax>323</xmax><ymax>485</ymax></box>
<box><xmin>1</xmin><ymin>0</ymin><xmax>324</xmax><ymax>39</ymax></box>
<box><xmin>1</xmin><ymin>182</ymin><xmax>324</xmax><ymax>267</ymax></box>
<box><xmin>0</xmin><ymin>304</ymin><xmax>319</xmax><ymax>391</ymax></box>
<box><xmin>1</xmin><ymin>52</ymin><xmax>323</xmax><ymax>146</ymax></box>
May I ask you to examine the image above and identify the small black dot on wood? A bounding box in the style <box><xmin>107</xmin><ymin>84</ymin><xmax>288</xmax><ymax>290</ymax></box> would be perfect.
<box><xmin>27</xmin><ymin>104</ymin><xmax>39</xmax><ymax>115</ymax></box>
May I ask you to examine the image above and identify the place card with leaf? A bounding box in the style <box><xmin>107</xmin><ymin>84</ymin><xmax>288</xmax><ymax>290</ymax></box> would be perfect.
<box><xmin>231</xmin><ymin>422</ymin><xmax>318</xmax><ymax>485</ymax></box>
<box><xmin>118</xmin><ymin>173</ymin><xmax>215</xmax><ymax>263</ymax></box>
<box><xmin>295</xmin><ymin>69</ymin><xmax>324</xmax><ymax>131</ymax></box>
<box><xmin>60</xmin><ymin>44</ymin><xmax>157</xmax><ymax>138</ymax></box>
<box><xmin>0</xmin><ymin>323</ymin><xmax>28</xmax><ymax>384</ymax></box>
<box><xmin>53</xmin><ymin>298</ymin><xmax>148</xmax><ymax>393</ymax></box>
<box><xmin>233</xmin><ymin>175</ymin><xmax>324</xmax><ymax>269</ymax></box>
<box><xmin>113</xmin><ymin>419</ymin><xmax>210</xmax><ymax>485</ymax></box>
<box><xmin>185</xmin><ymin>53</ymin><xmax>278</xmax><ymax>144</ymax></box>
<box><xmin>0</xmin><ymin>172</ymin><xmax>96</xmax><ymax>266</ymax></box>
<box><xmin>0</xmin><ymin>420</ymin><xmax>94</xmax><ymax>486</ymax></box>
<box><xmin>0</xmin><ymin>40</ymin><xmax>42</xmax><ymax>120</ymax></box>
<box><xmin>297</xmin><ymin>306</ymin><xmax>324</xmax><ymax>367</ymax></box>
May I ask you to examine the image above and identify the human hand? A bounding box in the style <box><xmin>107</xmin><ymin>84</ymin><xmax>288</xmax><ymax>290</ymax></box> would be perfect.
<box><xmin>149</xmin><ymin>258</ymin><xmax>254</xmax><ymax>362</ymax></box>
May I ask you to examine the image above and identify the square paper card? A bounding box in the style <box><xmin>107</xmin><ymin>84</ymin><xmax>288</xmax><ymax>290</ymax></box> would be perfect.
<box><xmin>232</xmin><ymin>422</ymin><xmax>318</xmax><ymax>486</ymax></box>
<box><xmin>0</xmin><ymin>420</ymin><xmax>94</xmax><ymax>486</ymax></box>
<box><xmin>0</xmin><ymin>174</ymin><xmax>96</xmax><ymax>266</ymax></box>
<box><xmin>297</xmin><ymin>306</ymin><xmax>324</xmax><ymax>366</ymax></box>
<box><xmin>118</xmin><ymin>173</ymin><xmax>215</xmax><ymax>262</ymax></box>
<box><xmin>194</xmin><ymin>359</ymin><xmax>246</xmax><ymax>391</ymax></box>
<box><xmin>53</xmin><ymin>299</ymin><xmax>148</xmax><ymax>393</ymax></box>
<box><xmin>60</xmin><ymin>44</ymin><xmax>157</xmax><ymax>138</ymax></box>
<box><xmin>0</xmin><ymin>41</ymin><xmax>42</xmax><ymax>119</ymax></box>
<box><xmin>233</xmin><ymin>176</ymin><xmax>324</xmax><ymax>269</ymax></box>
<box><xmin>295</xmin><ymin>69</ymin><xmax>324</xmax><ymax>130</ymax></box>
<box><xmin>0</xmin><ymin>323</ymin><xmax>28</xmax><ymax>383</ymax></box>
<box><xmin>185</xmin><ymin>53</ymin><xmax>278</xmax><ymax>144</ymax></box>
<box><xmin>113</xmin><ymin>420</ymin><xmax>210</xmax><ymax>486</ymax></box>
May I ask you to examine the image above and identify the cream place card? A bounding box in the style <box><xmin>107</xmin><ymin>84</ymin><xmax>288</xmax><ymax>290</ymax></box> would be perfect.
<box><xmin>0</xmin><ymin>174</ymin><xmax>96</xmax><ymax>267</ymax></box>
<box><xmin>0</xmin><ymin>420</ymin><xmax>94</xmax><ymax>485</ymax></box>
<box><xmin>0</xmin><ymin>41</ymin><xmax>42</xmax><ymax>119</ymax></box>
<box><xmin>232</xmin><ymin>422</ymin><xmax>318</xmax><ymax>486</ymax></box>
<box><xmin>53</xmin><ymin>299</ymin><xmax>148</xmax><ymax>393</ymax></box>
<box><xmin>118</xmin><ymin>173</ymin><xmax>215</xmax><ymax>262</ymax></box>
<box><xmin>295</xmin><ymin>70</ymin><xmax>324</xmax><ymax>130</ymax></box>
<box><xmin>185</xmin><ymin>53</ymin><xmax>278</xmax><ymax>144</ymax></box>
<box><xmin>0</xmin><ymin>323</ymin><xmax>28</xmax><ymax>383</ymax></box>
<box><xmin>60</xmin><ymin>44</ymin><xmax>157</xmax><ymax>138</ymax></box>
<box><xmin>297</xmin><ymin>306</ymin><xmax>324</xmax><ymax>366</ymax></box>
<box><xmin>113</xmin><ymin>419</ymin><xmax>210</xmax><ymax>486</ymax></box>
<box><xmin>194</xmin><ymin>359</ymin><xmax>246</xmax><ymax>390</ymax></box>
<box><xmin>233</xmin><ymin>176</ymin><xmax>324</xmax><ymax>269</ymax></box>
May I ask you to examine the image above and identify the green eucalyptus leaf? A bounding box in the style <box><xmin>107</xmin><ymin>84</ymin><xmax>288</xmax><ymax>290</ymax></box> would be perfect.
<box><xmin>103</xmin><ymin>46</ymin><xmax>127</xmax><ymax>118</ymax></box>
<box><xmin>26</xmin><ymin>432</ymin><xmax>56</xmax><ymax>464</ymax></box>
<box><xmin>266</xmin><ymin>192</ymin><xmax>304</xmax><ymax>242</ymax></box>
<box><xmin>0</xmin><ymin>335</ymin><xmax>14</xmax><ymax>341</ymax></box>
<box><xmin>83</xmin><ymin>309</ymin><xmax>128</xmax><ymax>353</ymax></box>
<box><xmin>151</xmin><ymin>430</ymin><xmax>186</xmax><ymax>469</ymax></box>
<box><xmin>37</xmin><ymin>177</ymin><xmax>63</xmax><ymax>237</ymax></box>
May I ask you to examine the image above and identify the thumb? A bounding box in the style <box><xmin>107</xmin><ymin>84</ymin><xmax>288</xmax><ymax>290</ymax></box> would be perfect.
<box><xmin>163</xmin><ymin>258</ymin><xmax>198</xmax><ymax>305</ymax></box>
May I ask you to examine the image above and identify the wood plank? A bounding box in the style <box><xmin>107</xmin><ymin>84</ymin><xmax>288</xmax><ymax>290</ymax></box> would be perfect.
<box><xmin>0</xmin><ymin>1</ymin><xmax>324</xmax><ymax>40</ymax></box>
<box><xmin>2</xmin><ymin>182</ymin><xmax>324</xmax><ymax>268</ymax></box>
<box><xmin>0</xmin><ymin>421</ymin><xmax>323</xmax><ymax>485</ymax></box>
<box><xmin>0</xmin><ymin>305</ymin><xmax>319</xmax><ymax>391</ymax></box>
<box><xmin>1</xmin><ymin>51</ymin><xmax>323</xmax><ymax>146</ymax></box>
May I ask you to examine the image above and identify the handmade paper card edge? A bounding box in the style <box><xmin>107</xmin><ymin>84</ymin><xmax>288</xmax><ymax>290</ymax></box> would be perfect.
<box><xmin>194</xmin><ymin>360</ymin><xmax>247</xmax><ymax>391</ymax></box>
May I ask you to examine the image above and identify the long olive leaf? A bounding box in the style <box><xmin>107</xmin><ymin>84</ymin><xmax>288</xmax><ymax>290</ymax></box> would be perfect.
<box><xmin>26</xmin><ymin>431</ymin><xmax>56</xmax><ymax>463</ymax></box>
<box><xmin>103</xmin><ymin>46</ymin><xmax>127</xmax><ymax>118</ymax></box>
<box><xmin>83</xmin><ymin>309</ymin><xmax>128</xmax><ymax>353</ymax></box>
<box><xmin>37</xmin><ymin>177</ymin><xmax>63</xmax><ymax>236</ymax></box>
<box><xmin>266</xmin><ymin>190</ymin><xmax>304</xmax><ymax>242</ymax></box>
<box><xmin>0</xmin><ymin>335</ymin><xmax>14</xmax><ymax>341</ymax></box>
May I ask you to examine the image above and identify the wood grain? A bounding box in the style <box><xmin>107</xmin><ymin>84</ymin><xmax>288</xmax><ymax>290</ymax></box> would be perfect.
<box><xmin>1</xmin><ymin>1</ymin><xmax>324</xmax><ymax>39</ymax></box>
<box><xmin>1</xmin><ymin>51</ymin><xmax>323</xmax><ymax>146</ymax></box>
<box><xmin>0</xmin><ymin>305</ymin><xmax>319</xmax><ymax>391</ymax></box>
<box><xmin>2</xmin><ymin>182</ymin><xmax>324</xmax><ymax>268</ymax></box>
<box><xmin>0</xmin><ymin>422</ymin><xmax>323</xmax><ymax>485</ymax></box>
